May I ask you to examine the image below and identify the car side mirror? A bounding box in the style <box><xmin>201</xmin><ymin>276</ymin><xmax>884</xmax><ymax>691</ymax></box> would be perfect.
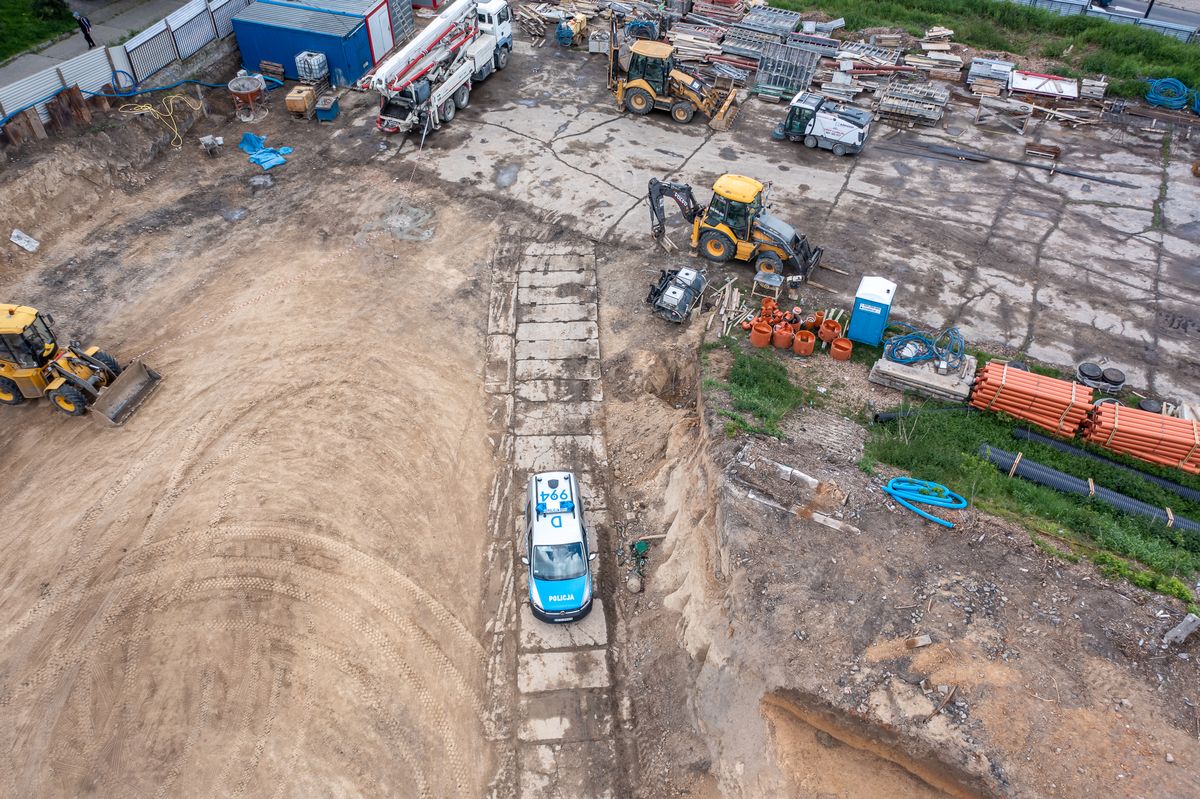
<box><xmin>520</xmin><ymin>556</ymin><xmax>529</xmax><ymax>565</ymax></box>
<box><xmin>588</xmin><ymin>552</ymin><xmax>597</xmax><ymax>561</ymax></box>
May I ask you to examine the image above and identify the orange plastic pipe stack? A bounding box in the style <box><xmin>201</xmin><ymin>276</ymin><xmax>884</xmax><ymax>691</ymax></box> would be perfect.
<box><xmin>1084</xmin><ymin>404</ymin><xmax>1200</xmax><ymax>474</ymax></box>
<box><xmin>969</xmin><ymin>362</ymin><xmax>1093</xmax><ymax>436</ymax></box>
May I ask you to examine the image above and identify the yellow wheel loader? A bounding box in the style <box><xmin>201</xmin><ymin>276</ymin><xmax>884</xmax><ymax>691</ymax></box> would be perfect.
<box><xmin>607</xmin><ymin>17</ymin><xmax>739</xmax><ymax>130</ymax></box>
<box><xmin>648</xmin><ymin>174</ymin><xmax>823</xmax><ymax>282</ymax></box>
<box><xmin>0</xmin><ymin>304</ymin><xmax>161</xmax><ymax>425</ymax></box>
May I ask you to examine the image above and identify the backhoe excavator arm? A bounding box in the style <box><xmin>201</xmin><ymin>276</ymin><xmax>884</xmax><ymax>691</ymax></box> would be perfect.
<box><xmin>647</xmin><ymin>178</ymin><xmax>703</xmax><ymax>249</ymax></box>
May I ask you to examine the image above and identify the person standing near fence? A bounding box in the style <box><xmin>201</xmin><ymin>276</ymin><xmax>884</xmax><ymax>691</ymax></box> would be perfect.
<box><xmin>73</xmin><ymin>12</ymin><xmax>97</xmax><ymax>49</ymax></box>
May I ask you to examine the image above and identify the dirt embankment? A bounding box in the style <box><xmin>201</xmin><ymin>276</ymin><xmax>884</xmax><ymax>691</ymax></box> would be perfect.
<box><xmin>611</xmin><ymin>346</ymin><xmax>1200</xmax><ymax>799</ymax></box>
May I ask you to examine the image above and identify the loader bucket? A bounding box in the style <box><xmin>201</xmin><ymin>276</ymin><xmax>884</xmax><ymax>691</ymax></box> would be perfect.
<box><xmin>708</xmin><ymin>91</ymin><xmax>740</xmax><ymax>132</ymax></box>
<box><xmin>89</xmin><ymin>360</ymin><xmax>162</xmax><ymax>427</ymax></box>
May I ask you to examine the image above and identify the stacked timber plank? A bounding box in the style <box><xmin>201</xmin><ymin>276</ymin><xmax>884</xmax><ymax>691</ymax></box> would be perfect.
<box><xmin>870</xmin><ymin>33</ymin><xmax>902</xmax><ymax>48</ymax></box>
<box><xmin>869</xmin><ymin>356</ymin><xmax>978</xmax><ymax>402</ymax></box>
<box><xmin>668</xmin><ymin>25</ymin><xmax>724</xmax><ymax>62</ymax></box>
<box><xmin>1084</xmin><ymin>404</ymin><xmax>1200</xmax><ymax>474</ymax></box>
<box><xmin>922</xmin><ymin>26</ymin><xmax>954</xmax><ymax>43</ymax></box>
<box><xmin>967</xmin><ymin>58</ymin><xmax>1014</xmax><ymax>96</ymax></box>
<box><xmin>877</xmin><ymin>81</ymin><xmax>950</xmax><ymax>126</ymax></box>
<box><xmin>1080</xmin><ymin>77</ymin><xmax>1109</xmax><ymax>100</ymax></box>
<box><xmin>691</xmin><ymin>0</ymin><xmax>747</xmax><ymax>23</ymax></box>
<box><xmin>969</xmin><ymin>362</ymin><xmax>1093</xmax><ymax>436</ymax></box>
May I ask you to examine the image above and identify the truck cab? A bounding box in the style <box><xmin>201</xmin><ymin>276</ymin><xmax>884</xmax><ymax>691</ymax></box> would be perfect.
<box><xmin>474</xmin><ymin>0</ymin><xmax>513</xmax><ymax>75</ymax></box>
<box><xmin>521</xmin><ymin>471</ymin><xmax>597</xmax><ymax>623</ymax></box>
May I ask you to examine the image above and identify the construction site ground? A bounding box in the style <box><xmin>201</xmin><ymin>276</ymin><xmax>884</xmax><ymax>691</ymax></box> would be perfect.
<box><xmin>0</xmin><ymin>33</ymin><xmax>1197</xmax><ymax>799</ymax></box>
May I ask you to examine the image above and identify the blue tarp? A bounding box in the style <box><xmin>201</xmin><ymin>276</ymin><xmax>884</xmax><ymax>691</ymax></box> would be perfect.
<box><xmin>239</xmin><ymin>132</ymin><xmax>294</xmax><ymax>170</ymax></box>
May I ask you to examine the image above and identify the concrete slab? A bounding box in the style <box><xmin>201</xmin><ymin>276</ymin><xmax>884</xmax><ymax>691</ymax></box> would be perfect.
<box><xmin>517</xmin><ymin>650</ymin><xmax>611</xmax><ymax>693</ymax></box>
<box><xmin>520</xmin><ymin>302</ymin><xmax>596</xmax><ymax>324</ymax></box>
<box><xmin>520</xmin><ymin>600</ymin><xmax>608</xmax><ymax>651</ymax></box>
<box><xmin>516</xmin><ymin>338</ymin><xmax>600</xmax><ymax>361</ymax></box>
<box><xmin>522</xmin><ymin>253</ymin><xmax>596</xmax><ymax>273</ymax></box>
<box><xmin>518</xmin><ymin>270</ymin><xmax>596</xmax><ymax>289</ymax></box>
<box><xmin>513</xmin><ymin>434</ymin><xmax>606</xmax><ymax>472</ymax></box>
<box><xmin>523</xmin><ymin>242</ymin><xmax>597</xmax><ymax>258</ymax></box>
<box><xmin>515</xmin><ymin>379</ymin><xmax>604</xmax><ymax>403</ymax></box>
<box><xmin>519</xmin><ymin>284</ymin><xmax>597</xmax><ymax>306</ymax></box>
<box><xmin>516</xmin><ymin>321</ymin><xmax>598</xmax><ymax>342</ymax></box>
<box><xmin>518</xmin><ymin>740</ymin><xmax>616</xmax><ymax>799</ymax></box>
<box><xmin>513</xmin><ymin>401</ymin><xmax>599</xmax><ymax>436</ymax></box>
<box><xmin>485</xmin><ymin>334</ymin><xmax>513</xmax><ymax>395</ymax></box>
<box><xmin>488</xmin><ymin>281</ymin><xmax>517</xmax><ymax>335</ymax></box>
<box><xmin>515</xmin><ymin>357</ymin><xmax>600</xmax><ymax>382</ymax></box>
<box><xmin>517</xmin><ymin>689</ymin><xmax>614</xmax><ymax>742</ymax></box>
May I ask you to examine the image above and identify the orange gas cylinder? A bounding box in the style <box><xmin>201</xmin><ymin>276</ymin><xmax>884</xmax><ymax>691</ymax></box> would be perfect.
<box><xmin>814</xmin><ymin>311</ymin><xmax>825</xmax><ymax>329</ymax></box>
<box><xmin>831</xmin><ymin>337</ymin><xmax>853</xmax><ymax>361</ymax></box>
<box><xmin>793</xmin><ymin>330</ymin><xmax>816</xmax><ymax>356</ymax></box>
<box><xmin>773</xmin><ymin>324</ymin><xmax>795</xmax><ymax>349</ymax></box>
<box><xmin>819</xmin><ymin>319</ymin><xmax>842</xmax><ymax>344</ymax></box>
<box><xmin>749</xmin><ymin>322</ymin><xmax>772</xmax><ymax>348</ymax></box>
<box><xmin>802</xmin><ymin>313</ymin><xmax>816</xmax><ymax>331</ymax></box>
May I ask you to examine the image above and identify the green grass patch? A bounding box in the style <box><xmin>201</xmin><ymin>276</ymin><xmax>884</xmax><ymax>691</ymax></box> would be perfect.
<box><xmin>704</xmin><ymin>338</ymin><xmax>820</xmax><ymax>437</ymax></box>
<box><xmin>868</xmin><ymin>404</ymin><xmax>1200</xmax><ymax>603</ymax></box>
<box><xmin>776</xmin><ymin>0</ymin><xmax>1200</xmax><ymax>97</ymax></box>
<box><xmin>0</xmin><ymin>0</ymin><xmax>75</xmax><ymax>61</ymax></box>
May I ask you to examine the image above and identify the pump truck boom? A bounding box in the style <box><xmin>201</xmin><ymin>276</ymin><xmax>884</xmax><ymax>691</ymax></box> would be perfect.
<box><xmin>648</xmin><ymin>175</ymin><xmax>822</xmax><ymax>281</ymax></box>
<box><xmin>367</xmin><ymin>0</ymin><xmax>512</xmax><ymax>138</ymax></box>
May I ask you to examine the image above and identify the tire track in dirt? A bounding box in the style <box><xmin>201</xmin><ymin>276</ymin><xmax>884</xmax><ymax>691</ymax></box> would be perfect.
<box><xmin>153</xmin><ymin>665</ymin><xmax>214</xmax><ymax>799</ymax></box>
<box><xmin>170</xmin><ymin>574</ymin><xmax>471</xmax><ymax>797</ymax></box>
<box><xmin>210</xmin><ymin>645</ymin><xmax>265</xmax><ymax>795</ymax></box>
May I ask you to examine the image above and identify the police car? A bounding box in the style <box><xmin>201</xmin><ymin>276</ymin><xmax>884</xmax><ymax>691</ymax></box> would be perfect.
<box><xmin>520</xmin><ymin>471</ymin><xmax>596</xmax><ymax>623</ymax></box>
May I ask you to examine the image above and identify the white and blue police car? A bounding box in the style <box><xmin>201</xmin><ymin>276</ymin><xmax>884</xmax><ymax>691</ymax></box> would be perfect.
<box><xmin>520</xmin><ymin>471</ymin><xmax>597</xmax><ymax>623</ymax></box>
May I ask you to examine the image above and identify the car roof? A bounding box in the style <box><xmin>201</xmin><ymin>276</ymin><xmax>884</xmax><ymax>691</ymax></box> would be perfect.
<box><xmin>528</xmin><ymin>471</ymin><xmax>585</xmax><ymax>546</ymax></box>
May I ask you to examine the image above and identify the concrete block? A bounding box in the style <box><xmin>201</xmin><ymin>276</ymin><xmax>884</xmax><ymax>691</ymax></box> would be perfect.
<box><xmin>518</xmin><ymin>740</ymin><xmax>616</xmax><ymax>799</ymax></box>
<box><xmin>517</xmin><ymin>689</ymin><xmax>614</xmax><ymax>742</ymax></box>
<box><xmin>519</xmin><ymin>270</ymin><xmax>596</xmax><ymax>289</ymax></box>
<box><xmin>519</xmin><ymin>284</ymin><xmax>598</xmax><ymax>306</ymax></box>
<box><xmin>515</xmin><ymin>357</ymin><xmax>600</xmax><ymax>382</ymax></box>
<box><xmin>516</xmin><ymin>321</ymin><xmax>599</xmax><ymax>342</ymax></box>
<box><xmin>513</xmin><ymin>434</ymin><xmax>606</xmax><ymax>471</ymax></box>
<box><xmin>518</xmin><ymin>650</ymin><xmax>611</xmax><ymax>693</ymax></box>
<box><xmin>520</xmin><ymin>600</ymin><xmax>608</xmax><ymax>651</ymax></box>
<box><xmin>515</xmin><ymin>379</ymin><xmax>604</xmax><ymax>403</ymax></box>
<box><xmin>520</xmin><ymin>302</ymin><xmax>596</xmax><ymax>324</ymax></box>
<box><xmin>513</xmin><ymin>401</ymin><xmax>599</xmax><ymax>436</ymax></box>
<box><xmin>516</xmin><ymin>338</ymin><xmax>600</xmax><ymax>361</ymax></box>
<box><xmin>488</xmin><ymin>281</ymin><xmax>518</xmax><ymax>335</ymax></box>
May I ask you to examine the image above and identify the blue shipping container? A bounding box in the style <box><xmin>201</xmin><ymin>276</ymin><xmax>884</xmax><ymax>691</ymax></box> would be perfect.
<box><xmin>232</xmin><ymin>3</ymin><xmax>373</xmax><ymax>87</ymax></box>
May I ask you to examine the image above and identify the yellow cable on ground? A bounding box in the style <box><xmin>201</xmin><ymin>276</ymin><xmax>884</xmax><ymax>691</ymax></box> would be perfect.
<box><xmin>119</xmin><ymin>94</ymin><xmax>202</xmax><ymax>148</ymax></box>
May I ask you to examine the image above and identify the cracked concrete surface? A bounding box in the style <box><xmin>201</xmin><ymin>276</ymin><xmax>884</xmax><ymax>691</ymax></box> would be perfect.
<box><xmin>386</xmin><ymin>40</ymin><xmax>1198</xmax><ymax>403</ymax></box>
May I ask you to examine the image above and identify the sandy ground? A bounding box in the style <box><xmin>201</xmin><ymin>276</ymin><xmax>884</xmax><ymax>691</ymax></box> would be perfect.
<box><xmin>2</xmin><ymin>22</ymin><xmax>1200</xmax><ymax>799</ymax></box>
<box><xmin>0</xmin><ymin>101</ymin><xmax>498</xmax><ymax>797</ymax></box>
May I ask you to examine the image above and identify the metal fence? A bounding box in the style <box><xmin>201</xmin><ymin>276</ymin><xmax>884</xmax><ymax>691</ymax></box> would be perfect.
<box><xmin>1008</xmin><ymin>0</ymin><xmax>1200</xmax><ymax>42</ymax></box>
<box><xmin>0</xmin><ymin>0</ymin><xmax>242</xmax><ymax>126</ymax></box>
<box><xmin>1010</xmin><ymin>0</ymin><xmax>1089</xmax><ymax>17</ymax></box>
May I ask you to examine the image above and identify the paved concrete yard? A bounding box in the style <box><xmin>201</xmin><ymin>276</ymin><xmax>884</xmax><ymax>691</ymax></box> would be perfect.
<box><xmin>391</xmin><ymin>41</ymin><xmax>1199</xmax><ymax>402</ymax></box>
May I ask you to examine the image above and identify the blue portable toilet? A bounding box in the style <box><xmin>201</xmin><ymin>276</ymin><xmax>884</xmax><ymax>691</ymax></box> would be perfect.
<box><xmin>232</xmin><ymin>2</ymin><xmax>378</xmax><ymax>87</ymax></box>
<box><xmin>846</xmin><ymin>276</ymin><xmax>897</xmax><ymax>347</ymax></box>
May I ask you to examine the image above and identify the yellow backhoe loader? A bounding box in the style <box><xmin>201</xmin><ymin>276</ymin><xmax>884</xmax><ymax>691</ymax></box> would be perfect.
<box><xmin>607</xmin><ymin>17</ymin><xmax>739</xmax><ymax>130</ymax></box>
<box><xmin>0</xmin><ymin>304</ymin><xmax>161</xmax><ymax>425</ymax></box>
<box><xmin>648</xmin><ymin>174</ymin><xmax>823</xmax><ymax>281</ymax></box>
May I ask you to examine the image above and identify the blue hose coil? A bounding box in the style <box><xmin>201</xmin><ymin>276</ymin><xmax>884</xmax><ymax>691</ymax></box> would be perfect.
<box><xmin>883</xmin><ymin>323</ymin><xmax>965</xmax><ymax>371</ymax></box>
<box><xmin>1</xmin><ymin>74</ymin><xmax>283</xmax><ymax>129</ymax></box>
<box><xmin>1145</xmin><ymin>77</ymin><xmax>1191</xmax><ymax>110</ymax></box>
<box><xmin>881</xmin><ymin>478</ymin><xmax>968</xmax><ymax>529</ymax></box>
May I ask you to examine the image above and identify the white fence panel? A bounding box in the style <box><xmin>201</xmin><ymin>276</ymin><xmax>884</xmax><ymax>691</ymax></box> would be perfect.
<box><xmin>107</xmin><ymin>46</ymin><xmax>137</xmax><ymax>90</ymax></box>
<box><xmin>58</xmin><ymin>48</ymin><xmax>113</xmax><ymax>93</ymax></box>
<box><xmin>170</xmin><ymin>0</ymin><xmax>218</xmax><ymax>59</ymax></box>
<box><xmin>125</xmin><ymin>21</ymin><xmax>179</xmax><ymax>82</ymax></box>
<box><xmin>211</xmin><ymin>0</ymin><xmax>251</xmax><ymax>38</ymax></box>
<box><xmin>0</xmin><ymin>65</ymin><xmax>64</xmax><ymax>122</ymax></box>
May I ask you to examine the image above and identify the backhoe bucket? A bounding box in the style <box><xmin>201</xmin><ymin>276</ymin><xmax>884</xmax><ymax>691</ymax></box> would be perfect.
<box><xmin>89</xmin><ymin>360</ymin><xmax>162</xmax><ymax>427</ymax></box>
<box><xmin>708</xmin><ymin>91</ymin><xmax>740</xmax><ymax>132</ymax></box>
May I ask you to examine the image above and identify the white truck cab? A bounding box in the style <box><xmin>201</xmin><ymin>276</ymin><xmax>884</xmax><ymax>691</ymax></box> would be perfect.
<box><xmin>520</xmin><ymin>471</ymin><xmax>597</xmax><ymax>623</ymax></box>
<box><xmin>772</xmin><ymin>91</ymin><xmax>873</xmax><ymax>156</ymax></box>
<box><xmin>372</xmin><ymin>0</ymin><xmax>513</xmax><ymax>136</ymax></box>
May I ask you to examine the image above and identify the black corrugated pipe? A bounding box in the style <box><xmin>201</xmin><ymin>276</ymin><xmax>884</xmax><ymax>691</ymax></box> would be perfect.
<box><xmin>979</xmin><ymin>445</ymin><xmax>1200</xmax><ymax>534</ymax></box>
<box><xmin>1012</xmin><ymin>427</ymin><xmax>1200</xmax><ymax>505</ymax></box>
<box><xmin>873</xmin><ymin>406</ymin><xmax>973</xmax><ymax>424</ymax></box>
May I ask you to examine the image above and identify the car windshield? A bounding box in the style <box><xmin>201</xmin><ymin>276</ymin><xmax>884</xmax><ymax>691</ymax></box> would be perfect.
<box><xmin>531</xmin><ymin>542</ymin><xmax>587</xmax><ymax>581</ymax></box>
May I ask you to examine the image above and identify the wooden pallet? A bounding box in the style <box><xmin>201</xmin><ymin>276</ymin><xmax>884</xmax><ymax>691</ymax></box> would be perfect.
<box><xmin>259</xmin><ymin>60</ymin><xmax>285</xmax><ymax>81</ymax></box>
